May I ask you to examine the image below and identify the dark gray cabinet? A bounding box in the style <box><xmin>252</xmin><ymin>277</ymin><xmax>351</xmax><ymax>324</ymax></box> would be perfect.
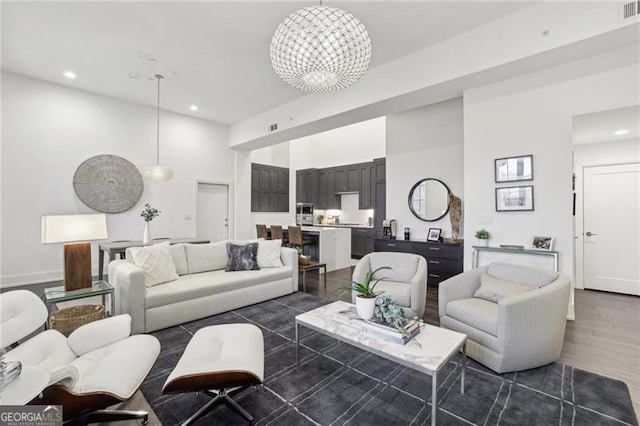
<box><xmin>351</xmin><ymin>228</ymin><xmax>375</xmax><ymax>259</ymax></box>
<box><xmin>334</xmin><ymin>168</ymin><xmax>347</xmax><ymax>193</ymax></box>
<box><xmin>251</xmin><ymin>163</ymin><xmax>289</xmax><ymax>212</ymax></box>
<box><xmin>374</xmin><ymin>239</ymin><xmax>463</xmax><ymax>288</ymax></box>
<box><xmin>296</xmin><ymin>169</ymin><xmax>318</xmax><ymax>203</ymax></box>
<box><xmin>358</xmin><ymin>164</ymin><xmax>373</xmax><ymax>209</ymax></box>
<box><xmin>317</xmin><ymin>169</ymin><xmax>340</xmax><ymax>209</ymax></box>
<box><xmin>373</xmin><ymin>158</ymin><xmax>386</xmax><ymax>238</ymax></box>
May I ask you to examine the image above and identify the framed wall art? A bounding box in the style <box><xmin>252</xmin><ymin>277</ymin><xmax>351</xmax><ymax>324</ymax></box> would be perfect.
<box><xmin>495</xmin><ymin>154</ymin><xmax>533</xmax><ymax>183</ymax></box>
<box><xmin>495</xmin><ymin>185</ymin><xmax>534</xmax><ymax>212</ymax></box>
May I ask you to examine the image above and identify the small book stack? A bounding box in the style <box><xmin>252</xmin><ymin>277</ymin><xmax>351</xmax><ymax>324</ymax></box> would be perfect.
<box><xmin>332</xmin><ymin>307</ymin><xmax>420</xmax><ymax>345</ymax></box>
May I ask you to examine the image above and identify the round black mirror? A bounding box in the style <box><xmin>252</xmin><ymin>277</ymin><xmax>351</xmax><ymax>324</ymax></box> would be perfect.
<box><xmin>408</xmin><ymin>178</ymin><xmax>451</xmax><ymax>222</ymax></box>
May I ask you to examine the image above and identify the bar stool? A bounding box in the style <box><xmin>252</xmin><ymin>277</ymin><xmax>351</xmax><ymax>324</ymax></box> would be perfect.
<box><xmin>287</xmin><ymin>226</ymin><xmax>314</xmax><ymax>255</ymax></box>
<box><xmin>256</xmin><ymin>224</ymin><xmax>269</xmax><ymax>240</ymax></box>
<box><xmin>270</xmin><ymin>225</ymin><xmax>288</xmax><ymax>244</ymax></box>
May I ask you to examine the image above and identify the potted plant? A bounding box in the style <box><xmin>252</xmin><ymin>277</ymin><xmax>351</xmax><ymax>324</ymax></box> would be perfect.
<box><xmin>296</xmin><ymin>246</ymin><xmax>311</xmax><ymax>265</ymax></box>
<box><xmin>338</xmin><ymin>266</ymin><xmax>391</xmax><ymax>319</ymax></box>
<box><xmin>475</xmin><ymin>229</ymin><xmax>491</xmax><ymax>247</ymax></box>
<box><xmin>140</xmin><ymin>203</ymin><xmax>161</xmax><ymax>244</ymax></box>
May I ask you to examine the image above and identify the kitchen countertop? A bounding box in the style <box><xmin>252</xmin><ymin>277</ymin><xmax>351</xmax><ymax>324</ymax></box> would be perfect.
<box><xmin>312</xmin><ymin>224</ymin><xmax>374</xmax><ymax>229</ymax></box>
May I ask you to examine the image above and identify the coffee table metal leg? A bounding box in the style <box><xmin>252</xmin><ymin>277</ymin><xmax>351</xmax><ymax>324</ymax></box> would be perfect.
<box><xmin>431</xmin><ymin>372</ymin><xmax>437</xmax><ymax>426</ymax></box>
<box><xmin>461</xmin><ymin>341</ymin><xmax>467</xmax><ymax>394</ymax></box>
<box><xmin>296</xmin><ymin>321</ymin><xmax>300</xmax><ymax>366</ymax></box>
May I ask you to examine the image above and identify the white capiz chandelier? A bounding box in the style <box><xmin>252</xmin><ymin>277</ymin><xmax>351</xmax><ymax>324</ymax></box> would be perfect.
<box><xmin>270</xmin><ymin>4</ymin><xmax>372</xmax><ymax>93</ymax></box>
<box><xmin>143</xmin><ymin>74</ymin><xmax>173</xmax><ymax>182</ymax></box>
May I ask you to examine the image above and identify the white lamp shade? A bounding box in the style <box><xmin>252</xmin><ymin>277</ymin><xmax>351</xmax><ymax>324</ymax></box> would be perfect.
<box><xmin>143</xmin><ymin>164</ymin><xmax>173</xmax><ymax>182</ymax></box>
<box><xmin>41</xmin><ymin>214</ymin><xmax>108</xmax><ymax>244</ymax></box>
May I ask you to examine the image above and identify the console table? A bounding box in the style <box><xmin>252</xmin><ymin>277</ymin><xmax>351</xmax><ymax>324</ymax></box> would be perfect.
<box><xmin>98</xmin><ymin>238</ymin><xmax>210</xmax><ymax>280</ymax></box>
<box><xmin>374</xmin><ymin>239</ymin><xmax>464</xmax><ymax>287</ymax></box>
<box><xmin>472</xmin><ymin>246</ymin><xmax>559</xmax><ymax>271</ymax></box>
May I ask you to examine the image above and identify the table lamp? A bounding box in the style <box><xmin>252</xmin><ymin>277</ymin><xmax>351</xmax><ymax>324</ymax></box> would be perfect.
<box><xmin>42</xmin><ymin>214</ymin><xmax>108</xmax><ymax>291</ymax></box>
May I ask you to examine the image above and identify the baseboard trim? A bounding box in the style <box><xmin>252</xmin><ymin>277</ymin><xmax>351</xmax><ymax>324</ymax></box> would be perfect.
<box><xmin>0</xmin><ymin>267</ymin><xmax>101</xmax><ymax>288</ymax></box>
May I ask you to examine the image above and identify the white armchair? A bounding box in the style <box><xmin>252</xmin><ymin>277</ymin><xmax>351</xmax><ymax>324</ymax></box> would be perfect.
<box><xmin>352</xmin><ymin>252</ymin><xmax>428</xmax><ymax>318</ymax></box>
<box><xmin>438</xmin><ymin>263</ymin><xmax>571</xmax><ymax>373</ymax></box>
<box><xmin>0</xmin><ymin>290</ymin><xmax>160</xmax><ymax>424</ymax></box>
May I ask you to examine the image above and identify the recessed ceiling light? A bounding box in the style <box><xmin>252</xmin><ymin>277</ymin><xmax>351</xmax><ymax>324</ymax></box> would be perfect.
<box><xmin>614</xmin><ymin>129</ymin><xmax>629</xmax><ymax>135</ymax></box>
<box><xmin>63</xmin><ymin>71</ymin><xmax>77</xmax><ymax>79</ymax></box>
<box><xmin>190</xmin><ymin>105</ymin><xmax>198</xmax><ymax>111</ymax></box>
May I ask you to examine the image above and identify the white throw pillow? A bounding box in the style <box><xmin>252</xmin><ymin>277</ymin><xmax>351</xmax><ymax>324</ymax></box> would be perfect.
<box><xmin>128</xmin><ymin>241</ymin><xmax>179</xmax><ymax>287</ymax></box>
<box><xmin>474</xmin><ymin>274</ymin><xmax>534</xmax><ymax>303</ymax></box>
<box><xmin>257</xmin><ymin>239</ymin><xmax>283</xmax><ymax>268</ymax></box>
<box><xmin>169</xmin><ymin>244</ymin><xmax>189</xmax><ymax>276</ymax></box>
<box><xmin>184</xmin><ymin>241</ymin><xmax>228</xmax><ymax>274</ymax></box>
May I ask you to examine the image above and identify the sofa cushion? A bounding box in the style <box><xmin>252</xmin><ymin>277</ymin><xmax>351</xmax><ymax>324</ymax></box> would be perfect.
<box><xmin>488</xmin><ymin>263</ymin><xmax>558</xmax><ymax>287</ymax></box>
<box><xmin>474</xmin><ymin>274</ymin><xmax>534</xmax><ymax>303</ymax></box>
<box><xmin>169</xmin><ymin>244</ymin><xmax>189</xmax><ymax>276</ymax></box>
<box><xmin>226</xmin><ymin>242</ymin><xmax>260</xmax><ymax>271</ymax></box>
<box><xmin>146</xmin><ymin>267</ymin><xmax>293</xmax><ymax>309</ymax></box>
<box><xmin>369</xmin><ymin>252</ymin><xmax>418</xmax><ymax>283</ymax></box>
<box><xmin>445</xmin><ymin>298</ymin><xmax>498</xmax><ymax>336</ymax></box>
<box><xmin>373</xmin><ymin>280</ymin><xmax>411</xmax><ymax>307</ymax></box>
<box><xmin>128</xmin><ymin>241</ymin><xmax>178</xmax><ymax>287</ymax></box>
<box><xmin>257</xmin><ymin>239</ymin><xmax>283</xmax><ymax>268</ymax></box>
<box><xmin>184</xmin><ymin>242</ymin><xmax>227</xmax><ymax>274</ymax></box>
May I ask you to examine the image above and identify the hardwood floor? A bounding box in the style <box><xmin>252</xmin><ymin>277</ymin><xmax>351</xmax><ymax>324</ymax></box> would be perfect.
<box><xmin>302</xmin><ymin>266</ymin><xmax>640</xmax><ymax>415</ymax></box>
<box><xmin>5</xmin><ymin>268</ymin><xmax>639</xmax><ymax>418</ymax></box>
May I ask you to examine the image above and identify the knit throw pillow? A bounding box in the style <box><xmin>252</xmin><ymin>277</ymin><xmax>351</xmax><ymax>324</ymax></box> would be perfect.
<box><xmin>225</xmin><ymin>242</ymin><xmax>260</xmax><ymax>272</ymax></box>
<box><xmin>257</xmin><ymin>239</ymin><xmax>283</xmax><ymax>268</ymax></box>
<box><xmin>128</xmin><ymin>241</ymin><xmax>179</xmax><ymax>287</ymax></box>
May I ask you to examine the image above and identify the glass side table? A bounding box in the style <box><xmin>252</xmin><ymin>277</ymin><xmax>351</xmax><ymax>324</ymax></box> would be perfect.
<box><xmin>42</xmin><ymin>281</ymin><xmax>115</xmax><ymax>322</ymax></box>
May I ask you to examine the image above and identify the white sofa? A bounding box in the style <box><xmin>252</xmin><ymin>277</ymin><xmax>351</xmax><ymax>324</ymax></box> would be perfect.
<box><xmin>439</xmin><ymin>262</ymin><xmax>571</xmax><ymax>373</ymax></box>
<box><xmin>109</xmin><ymin>241</ymin><xmax>298</xmax><ymax>334</ymax></box>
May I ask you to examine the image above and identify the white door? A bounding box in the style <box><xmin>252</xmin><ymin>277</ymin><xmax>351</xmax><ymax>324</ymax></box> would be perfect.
<box><xmin>583</xmin><ymin>163</ymin><xmax>640</xmax><ymax>295</ymax></box>
<box><xmin>197</xmin><ymin>183</ymin><xmax>229</xmax><ymax>242</ymax></box>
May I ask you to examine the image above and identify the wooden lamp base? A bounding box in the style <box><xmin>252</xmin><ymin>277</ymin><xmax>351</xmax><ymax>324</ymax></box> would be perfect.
<box><xmin>64</xmin><ymin>242</ymin><xmax>93</xmax><ymax>291</ymax></box>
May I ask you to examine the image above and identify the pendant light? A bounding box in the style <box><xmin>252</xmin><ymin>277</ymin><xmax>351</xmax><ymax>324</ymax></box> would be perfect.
<box><xmin>270</xmin><ymin>2</ymin><xmax>372</xmax><ymax>93</ymax></box>
<box><xmin>143</xmin><ymin>74</ymin><xmax>173</xmax><ymax>182</ymax></box>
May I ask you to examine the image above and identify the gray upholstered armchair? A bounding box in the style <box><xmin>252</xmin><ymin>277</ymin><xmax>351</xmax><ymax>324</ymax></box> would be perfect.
<box><xmin>439</xmin><ymin>262</ymin><xmax>570</xmax><ymax>373</ymax></box>
<box><xmin>352</xmin><ymin>252</ymin><xmax>427</xmax><ymax>318</ymax></box>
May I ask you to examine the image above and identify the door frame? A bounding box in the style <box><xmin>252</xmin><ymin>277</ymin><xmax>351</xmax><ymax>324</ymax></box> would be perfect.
<box><xmin>193</xmin><ymin>179</ymin><xmax>233</xmax><ymax>241</ymax></box>
<box><xmin>574</xmin><ymin>160</ymin><xmax>637</xmax><ymax>290</ymax></box>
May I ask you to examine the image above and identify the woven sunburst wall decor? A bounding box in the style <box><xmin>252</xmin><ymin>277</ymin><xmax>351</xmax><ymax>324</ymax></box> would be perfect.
<box><xmin>73</xmin><ymin>155</ymin><xmax>144</xmax><ymax>213</ymax></box>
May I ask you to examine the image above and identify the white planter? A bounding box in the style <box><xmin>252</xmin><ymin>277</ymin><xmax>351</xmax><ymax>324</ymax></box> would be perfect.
<box><xmin>355</xmin><ymin>296</ymin><xmax>377</xmax><ymax>320</ymax></box>
<box><xmin>143</xmin><ymin>222</ymin><xmax>151</xmax><ymax>244</ymax></box>
<box><xmin>477</xmin><ymin>238</ymin><xmax>489</xmax><ymax>247</ymax></box>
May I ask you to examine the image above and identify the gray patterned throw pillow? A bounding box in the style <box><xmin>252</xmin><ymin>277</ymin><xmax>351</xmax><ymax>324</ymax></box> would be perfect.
<box><xmin>225</xmin><ymin>242</ymin><xmax>260</xmax><ymax>271</ymax></box>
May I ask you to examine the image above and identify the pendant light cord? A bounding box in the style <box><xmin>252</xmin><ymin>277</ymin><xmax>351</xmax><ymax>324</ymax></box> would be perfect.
<box><xmin>155</xmin><ymin>74</ymin><xmax>163</xmax><ymax>164</ymax></box>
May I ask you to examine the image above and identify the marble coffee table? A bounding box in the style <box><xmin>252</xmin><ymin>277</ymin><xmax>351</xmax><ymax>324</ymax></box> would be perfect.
<box><xmin>295</xmin><ymin>300</ymin><xmax>467</xmax><ymax>426</ymax></box>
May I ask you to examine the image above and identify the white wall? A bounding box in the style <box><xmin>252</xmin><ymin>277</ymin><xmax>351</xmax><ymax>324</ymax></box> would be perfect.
<box><xmin>573</xmin><ymin>138</ymin><xmax>640</xmax><ymax>288</ymax></box>
<box><xmin>386</xmin><ymin>98</ymin><xmax>464</xmax><ymax>241</ymax></box>
<box><xmin>462</xmin><ymin>50</ymin><xmax>640</xmax><ymax>278</ymax></box>
<box><xmin>1</xmin><ymin>72</ymin><xmax>233</xmax><ymax>286</ymax></box>
<box><xmin>290</xmin><ymin>117</ymin><xmax>386</xmax><ymax>170</ymax></box>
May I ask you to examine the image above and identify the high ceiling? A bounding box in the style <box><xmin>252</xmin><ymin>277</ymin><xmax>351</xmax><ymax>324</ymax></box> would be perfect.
<box><xmin>1</xmin><ymin>1</ymin><xmax>531</xmax><ymax>124</ymax></box>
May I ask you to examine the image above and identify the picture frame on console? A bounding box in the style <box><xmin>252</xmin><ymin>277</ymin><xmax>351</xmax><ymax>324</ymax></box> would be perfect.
<box><xmin>532</xmin><ymin>236</ymin><xmax>554</xmax><ymax>250</ymax></box>
<box><xmin>495</xmin><ymin>185</ymin><xmax>534</xmax><ymax>212</ymax></box>
<box><xmin>494</xmin><ymin>154</ymin><xmax>533</xmax><ymax>183</ymax></box>
<box><xmin>427</xmin><ymin>228</ymin><xmax>441</xmax><ymax>242</ymax></box>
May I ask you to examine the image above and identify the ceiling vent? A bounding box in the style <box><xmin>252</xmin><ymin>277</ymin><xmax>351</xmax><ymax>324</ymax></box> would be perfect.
<box><xmin>620</xmin><ymin>1</ymin><xmax>639</xmax><ymax>21</ymax></box>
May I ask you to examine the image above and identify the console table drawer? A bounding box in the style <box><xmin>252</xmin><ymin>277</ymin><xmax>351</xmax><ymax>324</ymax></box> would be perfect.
<box><xmin>412</xmin><ymin>243</ymin><xmax>462</xmax><ymax>260</ymax></box>
<box><xmin>427</xmin><ymin>271</ymin><xmax>456</xmax><ymax>286</ymax></box>
<box><xmin>374</xmin><ymin>239</ymin><xmax>412</xmax><ymax>252</ymax></box>
<box><xmin>426</xmin><ymin>258</ymin><xmax>461</xmax><ymax>274</ymax></box>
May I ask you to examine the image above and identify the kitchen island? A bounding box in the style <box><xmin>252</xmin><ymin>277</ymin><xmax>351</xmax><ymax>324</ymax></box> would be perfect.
<box><xmin>299</xmin><ymin>226</ymin><xmax>351</xmax><ymax>273</ymax></box>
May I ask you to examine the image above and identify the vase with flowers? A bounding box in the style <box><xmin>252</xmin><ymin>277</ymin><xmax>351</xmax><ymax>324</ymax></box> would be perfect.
<box><xmin>141</xmin><ymin>203</ymin><xmax>161</xmax><ymax>244</ymax></box>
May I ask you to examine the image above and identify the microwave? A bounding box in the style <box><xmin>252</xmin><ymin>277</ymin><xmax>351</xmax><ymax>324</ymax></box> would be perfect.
<box><xmin>296</xmin><ymin>203</ymin><xmax>314</xmax><ymax>225</ymax></box>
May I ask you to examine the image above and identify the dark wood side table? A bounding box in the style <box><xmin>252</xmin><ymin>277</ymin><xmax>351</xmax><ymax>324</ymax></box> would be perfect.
<box><xmin>298</xmin><ymin>261</ymin><xmax>327</xmax><ymax>292</ymax></box>
<box><xmin>98</xmin><ymin>238</ymin><xmax>210</xmax><ymax>280</ymax></box>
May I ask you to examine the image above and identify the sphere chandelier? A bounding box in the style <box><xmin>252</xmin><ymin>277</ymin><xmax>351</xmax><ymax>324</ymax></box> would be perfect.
<box><xmin>270</xmin><ymin>4</ymin><xmax>372</xmax><ymax>93</ymax></box>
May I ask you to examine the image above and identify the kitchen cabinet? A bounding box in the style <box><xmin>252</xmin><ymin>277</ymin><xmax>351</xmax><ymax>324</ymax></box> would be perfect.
<box><xmin>358</xmin><ymin>164</ymin><xmax>373</xmax><ymax>209</ymax></box>
<box><xmin>351</xmin><ymin>227</ymin><xmax>375</xmax><ymax>259</ymax></box>
<box><xmin>334</xmin><ymin>168</ymin><xmax>347</xmax><ymax>193</ymax></box>
<box><xmin>374</xmin><ymin>239</ymin><xmax>463</xmax><ymax>288</ymax></box>
<box><xmin>317</xmin><ymin>169</ymin><xmax>340</xmax><ymax>210</ymax></box>
<box><xmin>373</xmin><ymin>158</ymin><xmax>386</xmax><ymax>238</ymax></box>
<box><xmin>251</xmin><ymin>163</ymin><xmax>289</xmax><ymax>212</ymax></box>
<box><xmin>296</xmin><ymin>169</ymin><xmax>318</xmax><ymax>204</ymax></box>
